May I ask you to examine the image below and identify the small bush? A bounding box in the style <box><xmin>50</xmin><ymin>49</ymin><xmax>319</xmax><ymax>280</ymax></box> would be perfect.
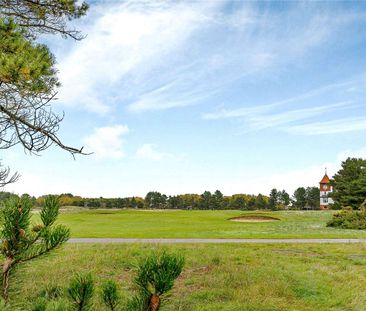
<box><xmin>327</xmin><ymin>207</ymin><xmax>366</xmax><ymax>229</ymax></box>
<box><xmin>67</xmin><ymin>273</ymin><xmax>94</xmax><ymax>311</ymax></box>
<box><xmin>101</xmin><ymin>280</ymin><xmax>120</xmax><ymax>311</ymax></box>
<box><xmin>129</xmin><ymin>251</ymin><xmax>184</xmax><ymax>311</ymax></box>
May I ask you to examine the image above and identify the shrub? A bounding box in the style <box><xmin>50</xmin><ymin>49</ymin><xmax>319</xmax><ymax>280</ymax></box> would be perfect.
<box><xmin>30</xmin><ymin>251</ymin><xmax>185</xmax><ymax>311</ymax></box>
<box><xmin>129</xmin><ymin>251</ymin><xmax>184</xmax><ymax>311</ymax></box>
<box><xmin>101</xmin><ymin>280</ymin><xmax>120</xmax><ymax>311</ymax></box>
<box><xmin>0</xmin><ymin>195</ymin><xmax>69</xmax><ymax>303</ymax></box>
<box><xmin>327</xmin><ymin>207</ymin><xmax>366</xmax><ymax>229</ymax></box>
<box><xmin>67</xmin><ymin>273</ymin><xmax>94</xmax><ymax>311</ymax></box>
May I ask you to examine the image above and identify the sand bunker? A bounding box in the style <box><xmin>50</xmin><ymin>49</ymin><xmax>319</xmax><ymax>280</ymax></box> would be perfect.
<box><xmin>229</xmin><ymin>215</ymin><xmax>280</xmax><ymax>223</ymax></box>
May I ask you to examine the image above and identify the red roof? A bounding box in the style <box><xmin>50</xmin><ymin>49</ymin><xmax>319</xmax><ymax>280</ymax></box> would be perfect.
<box><xmin>320</xmin><ymin>174</ymin><xmax>330</xmax><ymax>184</ymax></box>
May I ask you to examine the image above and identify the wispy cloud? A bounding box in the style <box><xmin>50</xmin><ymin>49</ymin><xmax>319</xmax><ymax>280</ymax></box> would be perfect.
<box><xmin>83</xmin><ymin>125</ymin><xmax>129</xmax><ymax>160</ymax></box>
<box><xmin>57</xmin><ymin>1</ymin><xmax>216</xmax><ymax>113</ymax></box>
<box><xmin>248</xmin><ymin>101</ymin><xmax>353</xmax><ymax>130</ymax></box>
<box><xmin>203</xmin><ymin>80</ymin><xmax>354</xmax><ymax>120</ymax></box>
<box><xmin>287</xmin><ymin>117</ymin><xmax>366</xmax><ymax>135</ymax></box>
<box><xmin>204</xmin><ymin>73</ymin><xmax>366</xmax><ymax>134</ymax></box>
<box><xmin>136</xmin><ymin>144</ymin><xmax>174</xmax><ymax>161</ymax></box>
<box><xmin>53</xmin><ymin>1</ymin><xmax>363</xmax><ymax>114</ymax></box>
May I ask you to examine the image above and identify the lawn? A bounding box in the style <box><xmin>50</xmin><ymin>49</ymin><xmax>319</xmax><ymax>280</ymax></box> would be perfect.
<box><xmin>48</xmin><ymin>209</ymin><xmax>366</xmax><ymax>238</ymax></box>
<box><xmin>11</xmin><ymin>243</ymin><xmax>366</xmax><ymax>310</ymax></box>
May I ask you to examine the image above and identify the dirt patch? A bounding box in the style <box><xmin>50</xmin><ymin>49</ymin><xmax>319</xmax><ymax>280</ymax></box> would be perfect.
<box><xmin>349</xmin><ymin>255</ymin><xmax>366</xmax><ymax>260</ymax></box>
<box><xmin>229</xmin><ymin>215</ymin><xmax>280</xmax><ymax>223</ymax></box>
<box><xmin>272</xmin><ymin>250</ymin><xmax>319</xmax><ymax>257</ymax></box>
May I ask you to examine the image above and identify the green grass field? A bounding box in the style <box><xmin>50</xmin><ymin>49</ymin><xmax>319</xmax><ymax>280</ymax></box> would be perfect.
<box><xmin>50</xmin><ymin>209</ymin><xmax>366</xmax><ymax>239</ymax></box>
<box><xmin>12</xmin><ymin>243</ymin><xmax>366</xmax><ymax>310</ymax></box>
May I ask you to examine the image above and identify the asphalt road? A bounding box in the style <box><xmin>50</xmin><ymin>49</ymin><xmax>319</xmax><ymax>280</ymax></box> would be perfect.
<box><xmin>68</xmin><ymin>238</ymin><xmax>366</xmax><ymax>244</ymax></box>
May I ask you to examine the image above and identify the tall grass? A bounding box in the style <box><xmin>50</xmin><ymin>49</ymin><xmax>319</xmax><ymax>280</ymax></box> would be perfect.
<box><xmin>9</xmin><ymin>243</ymin><xmax>366</xmax><ymax>310</ymax></box>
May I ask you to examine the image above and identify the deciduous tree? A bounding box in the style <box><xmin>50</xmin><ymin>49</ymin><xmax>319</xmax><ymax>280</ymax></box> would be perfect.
<box><xmin>144</xmin><ymin>192</ymin><xmax>167</xmax><ymax>209</ymax></box>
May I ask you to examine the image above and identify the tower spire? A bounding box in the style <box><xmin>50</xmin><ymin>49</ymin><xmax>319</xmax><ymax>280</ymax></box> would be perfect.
<box><xmin>325</xmin><ymin>167</ymin><xmax>327</xmax><ymax>175</ymax></box>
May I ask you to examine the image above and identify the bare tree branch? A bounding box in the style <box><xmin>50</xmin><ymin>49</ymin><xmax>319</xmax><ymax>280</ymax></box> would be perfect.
<box><xmin>0</xmin><ymin>163</ymin><xmax>19</xmax><ymax>187</ymax></box>
<box><xmin>0</xmin><ymin>83</ymin><xmax>89</xmax><ymax>156</ymax></box>
<box><xmin>0</xmin><ymin>1</ymin><xmax>90</xmax><ymax>187</ymax></box>
<box><xmin>0</xmin><ymin>0</ymin><xmax>89</xmax><ymax>40</ymax></box>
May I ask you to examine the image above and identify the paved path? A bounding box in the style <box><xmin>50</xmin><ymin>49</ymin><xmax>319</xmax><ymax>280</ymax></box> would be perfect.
<box><xmin>68</xmin><ymin>238</ymin><xmax>366</xmax><ymax>244</ymax></box>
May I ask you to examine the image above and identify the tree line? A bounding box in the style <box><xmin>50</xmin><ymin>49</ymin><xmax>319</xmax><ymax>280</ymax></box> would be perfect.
<box><xmin>0</xmin><ymin>187</ymin><xmax>320</xmax><ymax>210</ymax></box>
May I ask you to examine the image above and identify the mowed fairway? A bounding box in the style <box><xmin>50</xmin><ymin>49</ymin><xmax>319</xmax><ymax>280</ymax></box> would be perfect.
<box><xmin>50</xmin><ymin>209</ymin><xmax>366</xmax><ymax>239</ymax></box>
<box><xmin>13</xmin><ymin>243</ymin><xmax>366</xmax><ymax>310</ymax></box>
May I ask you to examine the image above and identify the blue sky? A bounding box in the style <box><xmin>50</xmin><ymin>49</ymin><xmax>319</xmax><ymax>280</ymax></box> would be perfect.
<box><xmin>4</xmin><ymin>0</ymin><xmax>366</xmax><ymax>197</ymax></box>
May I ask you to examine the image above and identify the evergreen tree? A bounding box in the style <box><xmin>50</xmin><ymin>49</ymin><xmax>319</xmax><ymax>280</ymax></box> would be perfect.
<box><xmin>129</xmin><ymin>252</ymin><xmax>184</xmax><ymax>311</ymax></box>
<box><xmin>1</xmin><ymin>1</ymin><xmax>88</xmax><ymax>39</ymax></box>
<box><xmin>212</xmin><ymin>190</ymin><xmax>224</xmax><ymax>210</ymax></box>
<box><xmin>0</xmin><ymin>1</ymin><xmax>89</xmax><ymax>187</ymax></box>
<box><xmin>269</xmin><ymin>188</ymin><xmax>278</xmax><ymax>210</ymax></box>
<box><xmin>67</xmin><ymin>273</ymin><xmax>94</xmax><ymax>311</ymax></box>
<box><xmin>292</xmin><ymin>187</ymin><xmax>307</xmax><ymax>209</ymax></box>
<box><xmin>199</xmin><ymin>191</ymin><xmax>212</xmax><ymax>210</ymax></box>
<box><xmin>101</xmin><ymin>280</ymin><xmax>120</xmax><ymax>311</ymax></box>
<box><xmin>0</xmin><ymin>195</ymin><xmax>69</xmax><ymax>303</ymax></box>
<box><xmin>305</xmin><ymin>187</ymin><xmax>320</xmax><ymax>210</ymax></box>
<box><xmin>278</xmin><ymin>190</ymin><xmax>290</xmax><ymax>209</ymax></box>
<box><xmin>331</xmin><ymin>157</ymin><xmax>366</xmax><ymax>209</ymax></box>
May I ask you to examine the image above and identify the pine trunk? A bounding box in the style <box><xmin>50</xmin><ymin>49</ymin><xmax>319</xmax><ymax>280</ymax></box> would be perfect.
<box><xmin>2</xmin><ymin>257</ymin><xmax>14</xmax><ymax>304</ymax></box>
<box><xmin>148</xmin><ymin>294</ymin><xmax>160</xmax><ymax>311</ymax></box>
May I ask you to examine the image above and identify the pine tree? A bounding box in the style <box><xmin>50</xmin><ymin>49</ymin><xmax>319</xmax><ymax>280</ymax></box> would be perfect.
<box><xmin>0</xmin><ymin>195</ymin><xmax>69</xmax><ymax>303</ymax></box>
<box><xmin>331</xmin><ymin>158</ymin><xmax>366</xmax><ymax>209</ymax></box>
<box><xmin>67</xmin><ymin>273</ymin><xmax>94</xmax><ymax>311</ymax></box>
<box><xmin>0</xmin><ymin>1</ymin><xmax>89</xmax><ymax>187</ymax></box>
<box><xmin>269</xmin><ymin>188</ymin><xmax>278</xmax><ymax>210</ymax></box>
<box><xmin>129</xmin><ymin>252</ymin><xmax>184</xmax><ymax>311</ymax></box>
<box><xmin>292</xmin><ymin>187</ymin><xmax>306</xmax><ymax>209</ymax></box>
<box><xmin>101</xmin><ymin>280</ymin><xmax>120</xmax><ymax>311</ymax></box>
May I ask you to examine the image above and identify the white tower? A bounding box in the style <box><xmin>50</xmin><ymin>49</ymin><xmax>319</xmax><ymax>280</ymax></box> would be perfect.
<box><xmin>319</xmin><ymin>169</ymin><xmax>334</xmax><ymax>210</ymax></box>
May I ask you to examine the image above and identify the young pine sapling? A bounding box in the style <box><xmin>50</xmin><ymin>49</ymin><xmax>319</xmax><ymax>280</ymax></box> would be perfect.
<box><xmin>67</xmin><ymin>273</ymin><xmax>94</xmax><ymax>311</ymax></box>
<box><xmin>0</xmin><ymin>195</ymin><xmax>70</xmax><ymax>303</ymax></box>
<box><xmin>101</xmin><ymin>280</ymin><xmax>120</xmax><ymax>311</ymax></box>
<box><xmin>130</xmin><ymin>251</ymin><xmax>184</xmax><ymax>311</ymax></box>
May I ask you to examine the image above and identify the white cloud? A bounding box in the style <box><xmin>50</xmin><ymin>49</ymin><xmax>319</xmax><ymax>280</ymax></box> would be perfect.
<box><xmin>5</xmin><ymin>147</ymin><xmax>366</xmax><ymax>197</ymax></box>
<box><xmin>249</xmin><ymin>101</ymin><xmax>352</xmax><ymax>130</ymax></box>
<box><xmin>288</xmin><ymin>116</ymin><xmax>366</xmax><ymax>135</ymax></box>
<box><xmin>203</xmin><ymin>80</ymin><xmax>353</xmax><ymax>120</ymax></box>
<box><xmin>83</xmin><ymin>125</ymin><xmax>129</xmax><ymax>160</ymax></box>
<box><xmin>136</xmin><ymin>144</ymin><xmax>173</xmax><ymax>161</ymax></box>
<box><xmin>204</xmin><ymin>73</ymin><xmax>366</xmax><ymax>135</ymax></box>
<box><xmin>177</xmin><ymin>149</ymin><xmax>365</xmax><ymax>196</ymax></box>
<box><xmin>54</xmin><ymin>1</ymin><xmax>361</xmax><ymax>114</ymax></box>
<box><xmin>336</xmin><ymin>148</ymin><xmax>366</xmax><ymax>162</ymax></box>
<box><xmin>5</xmin><ymin>172</ymin><xmax>51</xmax><ymax>196</ymax></box>
<box><xmin>57</xmin><ymin>1</ymin><xmax>215</xmax><ymax>113</ymax></box>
